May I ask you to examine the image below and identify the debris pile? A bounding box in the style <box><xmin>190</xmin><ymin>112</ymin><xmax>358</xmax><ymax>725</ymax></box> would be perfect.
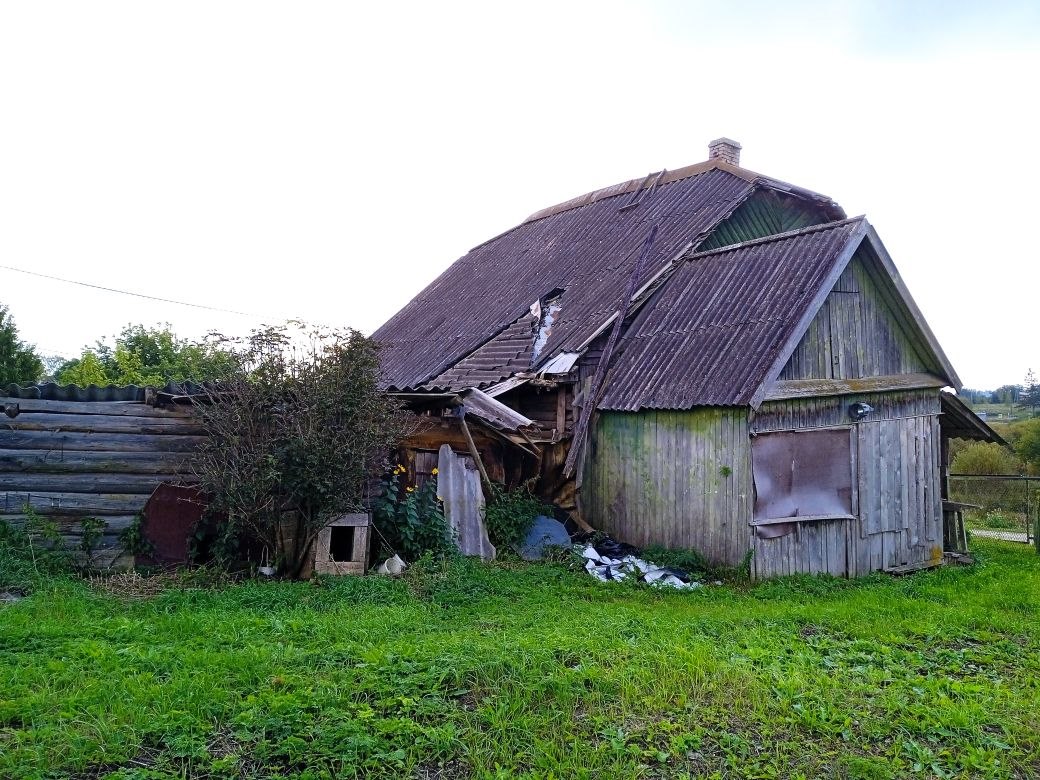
<box><xmin>579</xmin><ymin>542</ymin><xmax>702</xmax><ymax>590</ymax></box>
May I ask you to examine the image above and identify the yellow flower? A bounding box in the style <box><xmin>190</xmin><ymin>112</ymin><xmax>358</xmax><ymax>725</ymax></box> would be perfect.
<box><xmin>431</xmin><ymin>468</ymin><xmax>439</xmax><ymax>475</ymax></box>
<box><xmin>406</xmin><ymin>485</ymin><xmax>415</xmax><ymax>492</ymax></box>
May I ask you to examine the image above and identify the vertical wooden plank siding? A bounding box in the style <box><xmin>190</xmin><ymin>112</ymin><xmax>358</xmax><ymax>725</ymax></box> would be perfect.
<box><xmin>779</xmin><ymin>251</ymin><xmax>930</xmax><ymax>381</ymax></box>
<box><xmin>753</xmin><ymin>389</ymin><xmax>943</xmax><ymax>576</ymax></box>
<box><xmin>585</xmin><ymin>389</ymin><xmax>942</xmax><ymax>577</ymax></box>
<box><xmin>585</xmin><ymin>408</ymin><xmax>752</xmax><ymax>566</ymax></box>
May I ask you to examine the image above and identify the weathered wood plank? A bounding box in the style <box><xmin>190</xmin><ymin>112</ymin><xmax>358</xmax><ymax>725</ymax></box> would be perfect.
<box><xmin>0</xmin><ymin>398</ymin><xmax>195</xmax><ymax>417</ymax></box>
<box><xmin>0</xmin><ymin>449</ymin><xmax>191</xmax><ymax>474</ymax></box>
<box><xmin>0</xmin><ymin>430</ymin><xmax>205</xmax><ymax>453</ymax></box>
<box><xmin>766</xmin><ymin>373</ymin><xmax>946</xmax><ymax>400</ymax></box>
<box><xmin>0</xmin><ymin>491</ymin><xmax>149</xmax><ymax>515</ymax></box>
<box><xmin>3</xmin><ymin>514</ymin><xmax>137</xmax><ymax>535</ymax></box>
<box><xmin>0</xmin><ymin>473</ymin><xmax>194</xmax><ymax>494</ymax></box>
<box><xmin>1</xmin><ymin>412</ymin><xmax>205</xmax><ymax>435</ymax></box>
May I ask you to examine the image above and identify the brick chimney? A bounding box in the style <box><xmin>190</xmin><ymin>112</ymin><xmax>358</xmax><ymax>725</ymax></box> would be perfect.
<box><xmin>708</xmin><ymin>137</ymin><xmax>742</xmax><ymax>166</ymax></box>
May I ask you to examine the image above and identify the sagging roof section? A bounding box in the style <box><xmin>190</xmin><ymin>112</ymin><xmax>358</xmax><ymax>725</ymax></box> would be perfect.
<box><xmin>426</xmin><ymin>313</ymin><xmax>536</xmax><ymax>391</ymax></box>
<box><xmin>375</xmin><ymin>161</ymin><xmax>843</xmax><ymax>392</ymax></box>
<box><xmin>599</xmin><ymin>218</ymin><xmax>870</xmax><ymax>410</ymax></box>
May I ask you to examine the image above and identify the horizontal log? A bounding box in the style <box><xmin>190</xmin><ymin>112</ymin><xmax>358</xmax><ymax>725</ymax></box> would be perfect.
<box><xmin>0</xmin><ymin>491</ymin><xmax>149</xmax><ymax>515</ymax></box>
<box><xmin>2</xmin><ymin>413</ymin><xmax>205</xmax><ymax>435</ymax></box>
<box><xmin>0</xmin><ymin>398</ymin><xmax>196</xmax><ymax>418</ymax></box>
<box><xmin>0</xmin><ymin>473</ymin><xmax>196</xmax><ymax>494</ymax></box>
<box><xmin>0</xmin><ymin>430</ymin><xmax>205</xmax><ymax>453</ymax></box>
<box><xmin>1</xmin><ymin>514</ymin><xmax>137</xmax><ymax>535</ymax></box>
<box><xmin>0</xmin><ymin>449</ymin><xmax>192</xmax><ymax>474</ymax></box>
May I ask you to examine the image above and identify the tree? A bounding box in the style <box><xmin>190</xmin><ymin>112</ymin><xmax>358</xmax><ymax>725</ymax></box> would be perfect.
<box><xmin>991</xmin><ymin>384</ymin><xmax>1022</xmax><ymax>405</ymax></box>
<box><xmin>191</xmin><ymin>324</ymin><xmax>412</xmax><ymax>577</ymax></box>
<box><xmin>56</xmin><ymin>324</ymin><xmax>235</xmax><ymax>386</ymax></box>
<box><xmin>0</xmin><ymin>304</ymin><xmax>44</xmax><ymax>387</ymax></box>
<box><xmin>1021</xmin><ymin>369</ymin><xmax>1040</xmax><ymax>417</ymax></box>
<box><xmin>1011</xmin><ymin>418</ymin><xmax>1040</xmax><ymax>475</ymax></box>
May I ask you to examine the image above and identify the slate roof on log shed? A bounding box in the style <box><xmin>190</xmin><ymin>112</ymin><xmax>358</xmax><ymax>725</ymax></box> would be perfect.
<box><xmin>374</xmin><ymin>160</ymin><xmax>843</xmax><ymax>392</ymax></box>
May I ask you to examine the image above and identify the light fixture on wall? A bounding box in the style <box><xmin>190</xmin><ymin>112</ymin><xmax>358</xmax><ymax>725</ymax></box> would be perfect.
<box><xmin>848</xmin><ymin>402</ymin><xmax>874</xmax><ymax>421</ymax></box>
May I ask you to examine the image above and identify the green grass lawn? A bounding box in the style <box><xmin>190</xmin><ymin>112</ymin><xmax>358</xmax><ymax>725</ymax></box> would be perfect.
<box><xmin>2</xmin><ymin>541</ymin><xmax>1039</xmax><ymax>779</ymax></box>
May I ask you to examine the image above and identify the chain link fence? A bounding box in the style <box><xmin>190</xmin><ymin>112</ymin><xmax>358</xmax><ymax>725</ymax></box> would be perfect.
<box><xmin>949</xmin><ymin>475</ymin><xmax>1039</xmax><ymax>546</ymax></box>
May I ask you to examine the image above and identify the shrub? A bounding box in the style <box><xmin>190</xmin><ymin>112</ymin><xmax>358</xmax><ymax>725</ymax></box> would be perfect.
<box><xmin>192</xmin><ymin>324</ymin><xmax>411</xmax><ymax>578</ymax></box>
<box><xmin>483</xmin><ymin>481</ymin><xmax>551</xmax><ymax>549</ymax></box>
<box><xmin>951</xmin><ymin>441</ymin><xmax>1021</xmax><ymax>476</ymax></box>
<box><xmin>372</xmin><ymin>467</ymin><xmax>454</xmax><ymax>562</ymax></box>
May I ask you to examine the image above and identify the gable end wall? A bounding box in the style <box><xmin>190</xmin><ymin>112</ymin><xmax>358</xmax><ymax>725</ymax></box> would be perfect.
<box><xmin>779</xmin><ymin>250</ymin><xmax>931</xmax><ymax>381</ymax></box>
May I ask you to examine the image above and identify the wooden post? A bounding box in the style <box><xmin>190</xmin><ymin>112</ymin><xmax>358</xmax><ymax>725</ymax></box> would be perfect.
<box><xmin>458</xmin><ymin>414</ymin><xmax>493</xmax><ymax>493</ymax></box>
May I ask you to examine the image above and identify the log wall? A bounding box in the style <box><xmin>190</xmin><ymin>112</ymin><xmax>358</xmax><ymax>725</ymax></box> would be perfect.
<box><xmin>0</xmin><ymin>397</ymin><xmax>199</xmax><ymax>567</ymax></box>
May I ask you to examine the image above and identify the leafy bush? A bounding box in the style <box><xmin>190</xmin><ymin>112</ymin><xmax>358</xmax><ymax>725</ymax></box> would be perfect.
<box><xmin>192</xmin><ymin>324</ymin><xmax>411</xmax><ymax>577</ymax></box>
<box><xmin>483</xmin><ymin>481</ymin><xmax>551</xmax><ymax>549</ymax></box>
<box><xmin>372</xmin><ymin>467</ymin><xmax>454</xmax><ymax>562</ymax></box>
<box><xmin>951</xmin><ymin>441</ymin><xmax>1021</xmax><ymax>476</ymax></box>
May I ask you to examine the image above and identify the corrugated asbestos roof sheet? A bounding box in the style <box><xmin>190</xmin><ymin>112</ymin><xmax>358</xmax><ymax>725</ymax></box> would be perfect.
<box><xmin>939</xmin><ymin>392</ymin><xmax>1007</xmax><ymax>445</ymax></box>
<box><xmin>599</xmin><ymin>218</ymin><xmax>868</xmax><ymax>411</ymax></box>
<box><xmin>375</xmin><ymin>166</ymin><xmax>762</xmax><ymax>390</ymax></box>
<box><xmin>428</xmin><ymin>313</ymin><xmax>536</xmax><ymax>391</ymax></box>
<box><xmin>2</xmin><ymin>381</ymin><xmax>205</xmax><ymax>402</ymax></box>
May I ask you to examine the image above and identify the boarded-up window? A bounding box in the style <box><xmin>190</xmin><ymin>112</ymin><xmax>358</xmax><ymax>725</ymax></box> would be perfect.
<box><xmin>413</xmin><ymin>450</ymin><xmax>439</xmax><ymax>490</ymax></box>
<box><xmin>752</xmin><ymin>429</ymin><xmax>854</xmax><ymax>522</ymax></box>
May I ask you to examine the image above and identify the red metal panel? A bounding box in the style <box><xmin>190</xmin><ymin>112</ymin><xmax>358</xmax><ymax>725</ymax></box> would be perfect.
<box><xmin>139</xmin><ymin>483</ymin><xmax>208</xmax><ymax>566</ymax></box>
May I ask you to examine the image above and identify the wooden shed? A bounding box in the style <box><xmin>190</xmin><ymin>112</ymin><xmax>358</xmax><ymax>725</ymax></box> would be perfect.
<box><xmin>374</xmin><ymin>139</ymin><xmax>1001</xmax><ymax>577</ymax></box>
<box><xmin>0</xmin><ymin>384</ymin><xmax>200</xmax><ymax>566</ymax></box>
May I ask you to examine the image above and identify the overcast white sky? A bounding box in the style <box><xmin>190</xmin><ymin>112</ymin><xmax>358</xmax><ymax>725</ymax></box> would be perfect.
<box><xmin>1</xmin><ymin>1</ymin><xmax>1037</xmax><ymax>389</ymax></box>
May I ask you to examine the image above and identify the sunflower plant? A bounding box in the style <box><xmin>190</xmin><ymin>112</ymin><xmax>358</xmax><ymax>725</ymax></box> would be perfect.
<box><xmin>372</xmin><ymin>466</ymin><xmax>454</xmax><ymax>562</ymax></box>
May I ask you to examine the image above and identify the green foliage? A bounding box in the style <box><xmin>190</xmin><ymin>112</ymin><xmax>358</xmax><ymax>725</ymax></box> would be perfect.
<box><xmin>482</xmin><ymin>480</ymin><xmax>551</xmax><ymax>549</ymax></box>
<box><xmin>1023</xmin><ymin>369</ymin><xmax>1040</xmax><ymax>416</ymax></box>
<box><xmin>0</xmin><ymin>510</ymin><xmax>77</xmax><ymax>591</ymax></box>
<box><xmin>372</xmin><ymin>467</ymin><xmax>454</xmax><ymax>561</ymax></box>
<box><xmin>1009</xmin><ymin>417</ymin><xmax>1040</xmax><ymax>474</ymax></box>
<box><xmin>950</xmin><ymin>441</ymin><xmax>1021</xmax><ymax>475</ymax></box>
<box><xmin>0</xmin><ymin>303</ymin><xmax>44</xmax><ymax>387</ymax></box>
<box><xmin>118</xmin><ymin>513</ymin><xmax>155</xmax><ymax>558</ymax></box>
<box><xmin>192</xmin><ymin>324</ymin><xmax>410</xmax><ymax>577</ymax></box>
<box><xmin>2</xmin><ymin>542</ymin><xmax>1040</xmax><ymax>777</ymax></box>
<box><xmin>56</xmin><ymin>323</ymin><xmax>236</xmax><ymax>386</ymax></box>
<box><xmin>641</xmin><ymin>544</ymin><xmax>707</xmax><ymax>575</ymax></box>
<box><xmin>968</xmin><ymin>510</ymin><xmax>1022</xmax><ymax>530</ymax></box>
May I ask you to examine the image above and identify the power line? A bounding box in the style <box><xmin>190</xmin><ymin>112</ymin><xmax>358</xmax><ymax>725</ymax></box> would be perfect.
<box><xmin>0</xmin><ymin>262</ymin><xmax>268</xmax><ymax>318</ymax></box>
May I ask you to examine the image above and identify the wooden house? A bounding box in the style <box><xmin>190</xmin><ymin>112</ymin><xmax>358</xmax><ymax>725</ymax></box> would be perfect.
<box><xmin>374</xmin><ymin>139</ymin><xmax>1001</xmax><ymax>578</ymax></box>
